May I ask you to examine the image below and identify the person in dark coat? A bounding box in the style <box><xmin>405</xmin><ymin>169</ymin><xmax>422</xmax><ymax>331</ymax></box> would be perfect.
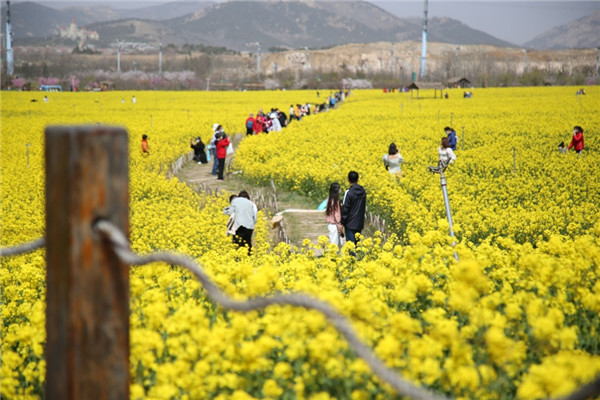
<box><xmin>444</xmin><ymin>126</ymin><xmax>457</xmax><ymax>150</ymax></box>
<box><xmin>191</xmin><ymin>137</ymin><xmax>207</xmax><ymax>164</ymax></box>
<box><xmin>277</xmin><ymin>110</ymin><xmax>288</xmax><ymax>128</ymax></box>
<box><xmin>341</xmin><ymin>170</ymin><xmax>367</xmax><ymax>245</ymax></box>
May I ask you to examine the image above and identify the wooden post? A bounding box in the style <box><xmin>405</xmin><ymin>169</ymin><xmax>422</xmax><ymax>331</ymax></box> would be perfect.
<box><xmin>45</xmin><ymin>126</ymin><xmax>129</xmax><ymax>400</ymax></box>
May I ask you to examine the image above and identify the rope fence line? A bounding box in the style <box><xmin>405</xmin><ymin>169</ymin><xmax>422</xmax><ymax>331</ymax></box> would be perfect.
<box><xmin>1</xmin><ymin>230</ymin><xmax>599</xmax><ymax>400</ymax></box>
<box><xmin>92</xmin><ymin>219</ymin><xmax>448</xmax><ymax>400</ymax></box>
<box><xmin>0</xmin><ymin>237</ymin><xmax>45</xmax><ymax>256</ymax></box>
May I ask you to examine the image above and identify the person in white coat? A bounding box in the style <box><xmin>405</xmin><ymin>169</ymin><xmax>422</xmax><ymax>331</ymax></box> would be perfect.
<box><xmin>438</xmin><ymin>137</ymin><xmax>457</xmax><ymax>169</ymax></box>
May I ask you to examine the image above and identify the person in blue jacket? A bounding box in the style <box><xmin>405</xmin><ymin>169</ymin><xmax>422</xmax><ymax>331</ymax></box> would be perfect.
<box><xmin>445</xmin><ymin>126</ymin><xmax>457</xmax><ymax>150</ymax></box>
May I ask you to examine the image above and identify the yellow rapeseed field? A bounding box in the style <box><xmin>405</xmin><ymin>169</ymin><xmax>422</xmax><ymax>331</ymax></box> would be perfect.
<box><xmin>1</xmin><ymin>88</ymin><xmax>599</xmax><ymax>400</ymax></box>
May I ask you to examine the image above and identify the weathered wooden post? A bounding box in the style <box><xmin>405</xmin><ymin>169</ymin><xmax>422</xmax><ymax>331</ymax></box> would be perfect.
<box><xmin>45</xmin><ymin>126</ymin><xmax>129</xmax><ymax>400</ymax></box>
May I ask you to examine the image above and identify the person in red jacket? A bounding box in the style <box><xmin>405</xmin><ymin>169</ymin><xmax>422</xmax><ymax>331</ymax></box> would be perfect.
<box><xmin>215</xmin><ymin>131</ymin><xmax>230</xmax><ymax>181</ymax></box>
<box><xmin>245</xmin><ymin>113</ymin><xmax>255</xmax><ymax>135</ymax></box>
<box><xmin>141</xmin><ymin>134</ymin><xmax>149</xmax><ymax>156</ymax></box>
<box><xmin>568</xmin><ymin>126</ymin><xmax>584</xmax><ymax>155</ymax></box>
<box><xmin>253</xmin><ymin>110</ymin><xmax>265</xmax><ymax>134</ymax></box>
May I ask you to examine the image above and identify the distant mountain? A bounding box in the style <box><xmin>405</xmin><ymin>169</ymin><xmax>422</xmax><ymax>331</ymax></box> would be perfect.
<box><xmin>524</xmin><ymin>11</ymin><xmax>600</xmax><ymax>49</ymax></box>
<box><xmin>117</xmin><ymin>1</ymin><xmax>215</xmax><ymax>20</ymax></box>
<box><xmin>88</xmin><ymin>19</ymin><xmax>181</xmax><ymax>47</ymax></box>
<box><xmin>164</xmin><ymin>0</ymin><xmax>515</xmax><ymax>50</ymax></box>
<box><xmin>1</xmin><ymin>2</ymin><xmax>67</xmax><ymax>38</ymax></box>
<box><xmin>1</xmin><ymin>1</ymin><xmax>214</xmax><ymax>39</ymax></box>
<box><xmin>4</xmin><ymin>0</ymin><xmax>516</xmax><ymax>49</ymax></box>
<box><xmin>427</xmin><ymin>17</ymin><xmax>514</xmax><ymax>48</ymax></box>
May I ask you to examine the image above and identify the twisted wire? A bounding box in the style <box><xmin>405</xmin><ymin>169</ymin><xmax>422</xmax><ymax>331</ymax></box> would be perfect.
<box><xmin>1</xmin><ymin>225</ymin><xmax>598</xmax><ymax>400</ymax></box>
<box><xmin>94</xmin><ymin>219</ymin><xmax>449</xmax><ymax>400</ymax></box>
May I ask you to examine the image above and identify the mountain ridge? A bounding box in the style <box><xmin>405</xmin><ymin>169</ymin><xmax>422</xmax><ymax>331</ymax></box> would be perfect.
<box><xmin>524</xmin><ymin>11</ymin><xmax>600</xmax><ymax>50</ymax></box>
<box><xmin>2</xmin><ymin>1</ymin><xmax>596</xmax><ymax>51</ymax></box>
<box><xmin>3</xmin><ymin>0</ymin><xmax>516</xmax><ymax>50</ymax></box>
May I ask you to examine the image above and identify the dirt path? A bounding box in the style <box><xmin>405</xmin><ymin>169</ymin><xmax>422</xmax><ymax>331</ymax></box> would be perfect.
<box><xmin>175</xmin><ymin>143</ymin><xmax>330</xmax><ymax>251</ymax></box>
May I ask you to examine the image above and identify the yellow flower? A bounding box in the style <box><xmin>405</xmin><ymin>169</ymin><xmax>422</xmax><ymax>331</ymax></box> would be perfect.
<box><xmin>263</xmin><ymin>379</ymin><xmax>284</xmax><ymax>398</ymax></box>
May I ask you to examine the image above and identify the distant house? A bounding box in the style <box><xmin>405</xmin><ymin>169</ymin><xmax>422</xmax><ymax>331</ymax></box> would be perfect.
<box><xmin>406</xmin><ymin>82</ymin><xmax>444</xmax><ymax>90</ymax></box>
<box><xmin>100</xmin><ymin>81</ymin><xmax>115</xmax><ymax>91</ymax></box>
<box><xmin>405</xmin><ymin>82</ymin><xmax>445</xmax><ymax>99</ymax></box>
<box><xmin>242</xmin><ymin>83</ymin><xmax>265</xmax><ymax>91</ymax></box>
<box><xmin>447</xmin><ymin>77</ymin><xmax>471</xmax><ymax>88</ymax></box>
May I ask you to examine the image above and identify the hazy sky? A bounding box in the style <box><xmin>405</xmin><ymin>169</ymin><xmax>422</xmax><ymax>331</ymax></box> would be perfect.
<box><xmin>374</xmin><ymin>1</ymin><xmax>599</xmax><ymax>45</ymax></box>
<box><xmin>41</xmin><ymin>0</ymin><xmax>600</xmax><ymax>45</ymax></box>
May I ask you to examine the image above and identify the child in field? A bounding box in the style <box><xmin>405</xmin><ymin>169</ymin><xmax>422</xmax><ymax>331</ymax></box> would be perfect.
<box><xmin>568</xmin><ymin>126</ymin><xmax>584</xmax><ymax>155</ymax></box>
<box><xmin>141</xmin><ymin>134</ymin><xmax>149</xmax><ymax>156</ymax></box>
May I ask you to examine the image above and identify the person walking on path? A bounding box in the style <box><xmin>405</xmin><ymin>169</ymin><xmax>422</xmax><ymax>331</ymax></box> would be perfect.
<box><xmin>215</xmin><ymin>131</ymin><xmax>230</xmax><ymax>181</ymax></box>
<box><xmin>223</xmin><ymin>191</ymin><xmax>257</xmax><ymax>254</ymax></box>
<box><xmin>325</xmin><ymin>182</ymin><xmax>344</xmax><ymax>249</ymax></box>
<box><xmin>568</xmin><ymin>126</ymin><xmax>584</xmax><ymax>155</ymax></box>
<box><xmin>445</xmin><ymin>126</ymin><xmax>457</xmax><ymax>150</ymax></box>
<box><xmin>341</xmin><ymin>171</ymin><xmax>366</xmax><ymax>246</ymax></box>
<box><xmin>383</xmin><ymin>142</ymin><xmax>404</xmax><ymax>177</ymax></box>
<box><xmin>210</xmin><ymin>124</ymin><xmax>220</xmax><ymax>175</ymax></box>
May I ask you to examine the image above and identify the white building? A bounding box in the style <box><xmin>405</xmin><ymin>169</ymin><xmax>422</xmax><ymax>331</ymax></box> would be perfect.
<box><xmin>60</xmin><ymin>18</ymin><xmax>99</xmax><ymax>42</ymax></box>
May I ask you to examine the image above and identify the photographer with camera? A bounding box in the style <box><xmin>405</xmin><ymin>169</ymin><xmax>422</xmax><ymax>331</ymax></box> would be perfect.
<box><xmin>190</xmin><ymin>137</ymin><xmax>207</xmax><ymax>164</ymax></box>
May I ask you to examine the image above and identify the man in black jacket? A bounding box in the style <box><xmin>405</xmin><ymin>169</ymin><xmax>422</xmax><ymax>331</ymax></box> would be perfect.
<box><xmin>341</xmin><ymin>170</ymin><xmax>367</xmax><ymax>245</ymax></box>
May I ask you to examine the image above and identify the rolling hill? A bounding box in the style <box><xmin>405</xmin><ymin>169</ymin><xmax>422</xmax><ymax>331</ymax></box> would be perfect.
<box><xmin>5</xmin><ymin>0</ymin><xmax>596</xmax><ymax>51</ymax></box>
<box><xmin>524</xmin><ymin>11</ymin><xmax>600</xmax><ymax>49</ymax></box>
<box><xmin>4</xmin><ymin>0</ymin><xmax>516</xmax><ymax>50</ymax></box>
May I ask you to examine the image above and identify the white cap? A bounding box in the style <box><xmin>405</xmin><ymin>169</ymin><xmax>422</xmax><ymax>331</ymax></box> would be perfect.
<box><xmin>212</xmin><ymin>123</ymin><xmax>219</xmax><ymax>132</ymax></box>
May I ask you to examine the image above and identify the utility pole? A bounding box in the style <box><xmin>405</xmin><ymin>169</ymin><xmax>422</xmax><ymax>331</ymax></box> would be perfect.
<box><xmin>256</xmin><ymin>42</ymin><xmax>261</xmax><ymax>75</ymax></box>
<box><xmin>390</xmin><ymin>43</ymin><xmax>394</xmax><ymax>77</ymax></box>
<box><xmin>116</xmin><ymin>40</ymin><xmax>121</xmax><ymax>73</ymax></box>
<box><xmin>245</xmin><ymin>42</ymin><xmax>261</xmax><ymax>76</ymax></box>
<box><xmin>522</xmin><ymin>49</ymin><xmax>527</xmax><ymax>74</ymax></box>
<box><xmin>420</xmin><ymin>0</ymin><xmax>428</xmax><ymax>78</ymax></box>
<box><xmin>304</xmin><ymin>47</ymin><xmax>310</xmax><ymax>71</ymax></box>
<box><xmin>6</xmin><ymin>0</ymin><xmax>14</xmax><ymax>76</ymax></box>
<box><xmin>159</xmin><ymin>42</ymin><xmax>163</xmax><ymax>74</ymax></box>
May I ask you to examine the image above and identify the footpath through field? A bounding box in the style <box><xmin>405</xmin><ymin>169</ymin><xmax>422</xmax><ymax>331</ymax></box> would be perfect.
<box><xmin>175</xmin><ymin>138</ymin><xmax>329</xmax><ymax>251</ymax></box>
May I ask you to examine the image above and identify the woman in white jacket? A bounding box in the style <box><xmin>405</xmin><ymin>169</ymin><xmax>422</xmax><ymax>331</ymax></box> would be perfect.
<box><xmin>438</xmin><ymin>137</ymin><xmax>456</xmax><ymax>168</ymax></box>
